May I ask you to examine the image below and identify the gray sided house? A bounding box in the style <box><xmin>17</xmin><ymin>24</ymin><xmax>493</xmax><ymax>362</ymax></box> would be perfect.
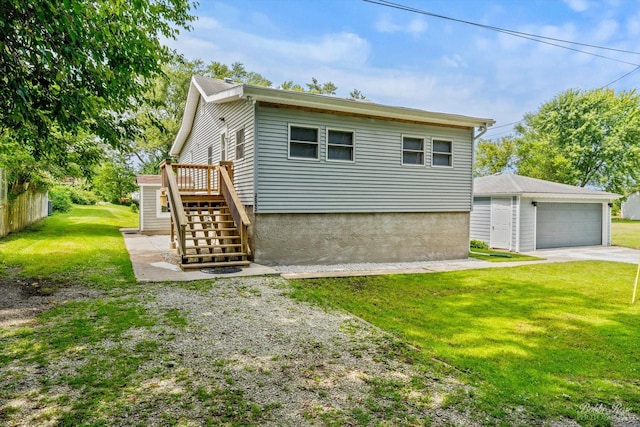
<box><xmin>136</xmin><ymin>175</ymin><xmax>170</xmax><ymax>234</ymax></box>
<box><xmin>169</xmin><ymin>75</ymin><xmax>494</xmax><ymax>266</ymax></box>
<box><xmin>470</xmin><ymin>174</ymin><xmax>620</xmax><ymax>252</ymax></box>
<box><xmin>622</xmin><ymin>192</ymin><xmax>640</xmax><ymax>220</ymax></box>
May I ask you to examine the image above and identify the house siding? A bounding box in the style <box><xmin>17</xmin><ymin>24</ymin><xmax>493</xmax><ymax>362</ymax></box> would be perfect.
<box><xmin>511</xmin><ymin>196</ymin><xmax>518</xmax><ymax>250</ymax></box>
<box><xmin>470</xmin><ymin>197</ymin><xmax>491</xmax><ymax>243</ymax></box>
<box><xmin>140</xmin><ymin>185</ymin><xmax>170</xmax><ymax>234</ymax></box>
<box><xmin>622</xmin><ymin>192</ymin><xmax>640</xmax><ymax>220</ymax></box>
<box><xmin>255</xmin><ymin>105</ymin><xmax>474</xmax><ymax>213</ymax></box>
<box><xmin>178</xmin><ymin>97</ymin><xmax>255</xmax><ymax>206</ymax></box>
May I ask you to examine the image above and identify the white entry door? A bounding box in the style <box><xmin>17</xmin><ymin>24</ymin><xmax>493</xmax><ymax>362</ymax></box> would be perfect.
<box><xmin>490</xmin><ymin>198</ymin><xmax>512</xmax><ymax>250</ymax></box>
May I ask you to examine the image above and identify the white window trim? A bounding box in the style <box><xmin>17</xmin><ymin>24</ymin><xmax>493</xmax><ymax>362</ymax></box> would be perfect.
<box><xmin>235</xmin><ymin>128</ymin><xmax>245</xmax><ymax>161</ymax></box>
<box><xmin>220</xmin><ymin>126</ymin><xmax>228</xmax><ymax>162</ymax></box>
<box><xmin>401</xmin><ymin>134</ymin><xmax>426</xmax><ymax>167</ymax></box>
<box><xmin>288</xmin><ymin>123</ymin><xmax>320</xmax><ymax>161</ymax></box>
<box><xmin>325</xmin><ymin>128</ymin><xmax>355</xmax><ymax>163</ymax></box>
<box><xmin>156</xmin><ymin>189</ymin><xmax>170</xmax><ymax>218</ymax></box>
<box><xmin>431</xmin><ymin>138</ymin><xmax>454</xmax><ymax>168</ymax></box>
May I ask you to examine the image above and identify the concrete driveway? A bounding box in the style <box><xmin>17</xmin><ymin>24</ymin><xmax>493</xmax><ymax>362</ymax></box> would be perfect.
<box><xmin>522</xmin><ymin>246</ymin><xmax>640</xmax><ymax>264</ymax></box>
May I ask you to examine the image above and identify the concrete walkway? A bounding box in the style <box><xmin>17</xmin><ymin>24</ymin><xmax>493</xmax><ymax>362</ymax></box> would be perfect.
<box><xmin>121</xmin><ymin>230</ymin><xmax>278</xmax><ymax>282</ymax></box>
<box><xmin>121</xmin><ymin>230</ymin><xmax>640</xmax><ymax>282</ymax></box>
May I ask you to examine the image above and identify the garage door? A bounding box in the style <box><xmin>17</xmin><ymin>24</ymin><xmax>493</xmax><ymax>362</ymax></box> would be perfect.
<box><xmin>536</xmin><ymin>203</ymin><xmax>602</xmax><ymax>249</ymax></box>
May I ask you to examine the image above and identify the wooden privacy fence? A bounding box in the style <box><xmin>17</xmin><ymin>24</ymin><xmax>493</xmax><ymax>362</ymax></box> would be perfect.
<box><xmin>0</xmin><ymin>190</ymin><xmax>49</xmax><ymax>238</ymax></box>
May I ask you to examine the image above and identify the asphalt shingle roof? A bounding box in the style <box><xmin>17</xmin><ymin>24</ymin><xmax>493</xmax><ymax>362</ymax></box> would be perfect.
<box><xmin>474</xmin><ymin>174</ymin><xmax>618</xmax><ymax>198</ymax></box>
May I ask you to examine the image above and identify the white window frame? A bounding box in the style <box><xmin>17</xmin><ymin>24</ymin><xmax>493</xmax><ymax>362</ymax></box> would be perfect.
<box><xmin>235</xmin><ymin>128</ymin><xmax>245</xmax><ymax>161</ymax></box>
<box><xmin>401</xmin><ymin>134</ymin><xmax>425</xmax><ymax>166</ymax></box>
<box><xmin>431</xmin><ymin>138</ymin><xmax>453</xmax><ymax>168</ymax></box>
<box><xmin>220</xmin><ymin>127</ymin><xmax>227</xmax><ymax>162</ymax></box>
<box><xmin>207</xmin><ymin>145</ymin><xmax>214</xmax><ymax>165</ymax></box>
<box><xmin>326</xmin><ymin>128</ymin><xmax>355</xmax><ymax>163</ymax></box>
<box><xmin>156</xmin><ymin>189</ymin><xmax>170</xmax><ymax>218</ymax></box>
<box><xmin>288</xmin><ymin>124</ymin><xmax>320</xmax><ymax>161</ymax></box>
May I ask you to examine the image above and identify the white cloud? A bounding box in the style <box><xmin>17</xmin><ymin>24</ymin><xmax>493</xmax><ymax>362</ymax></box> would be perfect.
<box><xmin>563</xmin><ymin>0</ymin><xmax>592</xmax><ymax>12</ymax></box>
<box><xmin>441</xmin><ymin>54</ymin><xmax>467</xmax><ymax>68</ymax></box>
<box><xmin>374</xmin><ymin>15</ymin><xmax>427</xmax><ymax>35</ymax></box>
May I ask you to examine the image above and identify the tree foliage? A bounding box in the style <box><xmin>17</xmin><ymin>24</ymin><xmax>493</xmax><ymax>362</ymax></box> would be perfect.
<box><xmin>476</xmin><ymin>88</ymin><xmax>640</xmax><ymax>194</ymax></box>
<box><xmin>474</xmin><ymin>136</ymin><xmax>517</xmax><ymax>177</ymax></box>
<box><xmin>0</xmin><ymin>0</ymin><xmax>196</xmax><ymax>193</ymax></box>
<box><xmin>93</xmin><ymin>155</ymin><xmax>137</xmax><ymax>204</ymax></box>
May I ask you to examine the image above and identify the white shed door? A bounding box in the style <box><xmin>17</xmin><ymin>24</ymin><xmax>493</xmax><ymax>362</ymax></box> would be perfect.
<box><xmin>490</xmin><ymin>198</ymin><xmax>512</xmax><ymax>249</ymax></box>
<box><xmin>536</xmin><ymin>203</ymin><xmax>602</xmax><ymax>249</ymax></box>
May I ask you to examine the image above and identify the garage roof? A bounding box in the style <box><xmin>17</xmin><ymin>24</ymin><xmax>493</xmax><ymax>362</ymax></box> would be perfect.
<box><xmin>474</xmin><ymin>174</ymin><xmax>620</xmax><ymax>200</ymax></box>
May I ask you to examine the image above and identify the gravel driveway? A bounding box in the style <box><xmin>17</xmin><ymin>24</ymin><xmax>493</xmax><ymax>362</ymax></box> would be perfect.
<box><xmin>1</xmin><ymin>275</ymin><xmax>477</xmax><ymax>426</ymax></box>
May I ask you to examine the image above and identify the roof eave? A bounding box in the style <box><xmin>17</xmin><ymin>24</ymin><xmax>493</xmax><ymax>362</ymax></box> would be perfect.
<box><xmin>475</xmin><ymin>192</ymin><xmax>621</xmax><ymax>200</ymax></box>
<box><xmin>243</xmin><ymin>85</ymin><xmax>495</xmax><ymax>128</ymax></box>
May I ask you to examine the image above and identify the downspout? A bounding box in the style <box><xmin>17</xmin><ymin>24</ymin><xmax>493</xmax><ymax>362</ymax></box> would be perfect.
<box><xmin>470</xmin><ymin>123</ymin><xmax>489</xmax><ymax>214</ymax></box>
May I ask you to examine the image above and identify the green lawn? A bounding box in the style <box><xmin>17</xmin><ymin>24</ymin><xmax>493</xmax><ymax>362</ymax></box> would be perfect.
<box><xmin>612</xmin><ymin>218</ymin><xmax>640</xmax><ymax>249</ymax></box>
<box><xmin>290</xmin><ymin>264</ymin><xmax>640</xmax><ymax>425</ymax></box>
<box><xmin>469</xmin><ymin>248</ymin><xmax>543</xmax><ymax>263</ymax></box>
<box><xmin>0</xmin><ymin>204</ymin><xmax>138</xmax><ymax>287</ymax></box>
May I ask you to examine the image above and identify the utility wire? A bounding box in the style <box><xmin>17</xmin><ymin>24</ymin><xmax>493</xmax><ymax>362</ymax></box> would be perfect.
<box><xmin>366</xmin><ymin>0</ymin><xmax>640</xmax><ymax>55</ymax></box>
<box><xmin>600</xmin><ymin>65</ymin><xmax>640</xmax><ymax>88</ymax></box>
<box><xmin>364</xmin><ymin>0</ymin><xmax>640</xmax><ymax>66</ymax></box>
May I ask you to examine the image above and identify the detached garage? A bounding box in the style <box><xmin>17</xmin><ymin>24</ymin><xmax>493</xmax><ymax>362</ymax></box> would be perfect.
<box><xmin>470</xmin><ymin>174</ymin><xmax>620</xmax><ymax>252</ymax></box>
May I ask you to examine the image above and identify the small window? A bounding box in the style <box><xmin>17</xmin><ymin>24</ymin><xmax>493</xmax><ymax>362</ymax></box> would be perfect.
<box><xmin>220</xmin><ymin>132</ymin><xmax>227</xmax><ymax>161</ymax></box>
<box><xmin>207</xmin><ymin>146</ymin><xmax>214</xmax><ymax>165</ymax></box>
<box><xmin>327</xmin><ymin>129</ymin><xmax>354</xmax><ymax>162</ymax></box>
<box><xmin>289</xmin><ymin>125</ymin><xmax>319</xmax><ymax>160</ymax></box>
<box><xmin>402</xmin><ymin>136</ymin><xmax>424</xmax><ymax>165</ymax></box>
<box><xmin>432</xmin><ymin>139</ymin><xmax>452</xmax><ymax>167</ymax></box>
<box><xmin>235</xmin><ymin>129</ymin><xmax>245</xmax><ymax>160</ymax></box>
<box><xmin>156</xmin><ymin>189</ymin><xmax>170</xmax><ymax>218</ymax></box>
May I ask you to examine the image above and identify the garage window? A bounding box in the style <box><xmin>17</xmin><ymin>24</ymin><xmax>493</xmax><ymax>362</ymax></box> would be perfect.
<box><xmin>402</xmin><ymin>136</ymin><xmax>425</xmax><ymax>165</ymax></box>
<box><xmin>289</xmin><ymin>125</ymin><xmax>319</xmax><ymax>160</ymax></box>
<box><xmin>327</xmin><ymin>129</ymin><xmax>354</xmax><ymax>162</ymax></box>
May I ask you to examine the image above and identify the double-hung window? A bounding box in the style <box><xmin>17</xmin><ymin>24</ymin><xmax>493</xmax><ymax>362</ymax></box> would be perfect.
<box><xmin>432</xmin><ymin>139</ymin><xmax>453</xmax><ymax>167</ymax></box>
<box><xmin>327</xmin><ymin>129</ymin><xmax>354</xmax><ymax>162</ymax></box>
<box><xmin>289</xmin><ymin>125</ymin><xmax>319</xmax><ymax>160</ymax></box>
<box><xmin>402</xmin><ymin>136</ymin><xmax>425</xmax><ymax>165</ymax></box>
<box><xmin>235</xmin><ymin>128</ymin><xmax>245</xmax><ymax>160</ymax></box>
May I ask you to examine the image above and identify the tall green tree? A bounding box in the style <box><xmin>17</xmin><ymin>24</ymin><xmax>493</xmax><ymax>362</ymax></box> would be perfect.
<box><xmin>474</xmin><ymin>136</ymin><xmax>517</xmax><ymax>177</ymax></box>
<box><xmin>0</xmin><ymin>0</ymin><xmax>196</xmax><ymax>193</ymax></box>
<box><xmin>93</xmin><ymin>154</ymin><xmax>137</xmax><ymax>204</ymax></box>
<box><xmin>514</xmin><ymin>88</ymin><xmax>640</xmax><ymax>194</ymax></box>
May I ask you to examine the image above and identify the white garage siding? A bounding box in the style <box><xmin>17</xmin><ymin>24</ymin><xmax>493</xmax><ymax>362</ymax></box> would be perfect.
<box><xmin>519</xmin><ymin>198</ymin><xmax>536</xmax><ymax>252</ymax></box>
<box><xmin>470</xmin><ymin>197</ymin><xmax>491</xmax><ymax>243</ymax></box>
<box><xmin>535</xmin><ymin>203</ymin><xmax>602</xmax><ymax>249</ymax></box>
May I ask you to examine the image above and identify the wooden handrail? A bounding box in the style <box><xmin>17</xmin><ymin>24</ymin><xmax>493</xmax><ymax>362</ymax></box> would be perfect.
<box><xmin>219</xmin><ymin>165</ymin><xmax>251</xmax><ymax>257</ymax></box>
<box><xmin>219</xmin><ymin>166</ymin><xmax>250</xmax><ymax>226</ymax></box>
<box><xmin>161</xmin><ymin>162</ymin><xmax>188</xmax><ymax>256</ymax></box>
<box><xmin>171</xmin><ymin>163</ymin><xmax>218</xmax><ymax>194</ymax></box>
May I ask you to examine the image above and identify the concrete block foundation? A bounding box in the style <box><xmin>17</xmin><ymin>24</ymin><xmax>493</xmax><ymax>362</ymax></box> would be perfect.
<box><xmin>252</xmin><ymin>212</ymin><xmax>470</xmax><ymax>265</ymax></box>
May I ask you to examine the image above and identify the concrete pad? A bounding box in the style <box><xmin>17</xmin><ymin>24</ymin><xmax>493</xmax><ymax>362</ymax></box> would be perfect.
<box><xmin>121</xmin><ymin>229</ymin><xmax>279</xmax><ymax>282</ymax></box>
<box><xmin>521</xmin><ymin>246</ymin><xmax>640</xmax><ymax>264</ymax></box>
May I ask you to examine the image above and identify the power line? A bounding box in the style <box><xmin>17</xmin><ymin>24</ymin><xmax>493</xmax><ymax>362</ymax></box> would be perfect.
<box><xmin>364</xmin><ymin>0</ymin><xmax>640</xmax><ymax>66</ymax></box>
<box><xmin>601</xmin><ymin>65</ymin><xmax>640</xmax><ymax>88</ymax></box>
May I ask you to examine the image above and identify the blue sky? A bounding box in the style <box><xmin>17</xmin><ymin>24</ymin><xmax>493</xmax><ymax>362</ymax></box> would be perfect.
<box><xmin>164</xmin><ymin>0</ymin><xmax>640</xmax><ymax>139</ymax></box>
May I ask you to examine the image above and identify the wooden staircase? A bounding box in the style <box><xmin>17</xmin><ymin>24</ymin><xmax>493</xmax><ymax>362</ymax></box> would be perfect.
<box><xmin>181</xmin><ymin>198</ymin><xmax>249</xmax><ymax>269</ymax></box>
<box><xmin>161</xmin><ymin>161</ymin><xmax>251</xmax><ymax>270</ymax></box>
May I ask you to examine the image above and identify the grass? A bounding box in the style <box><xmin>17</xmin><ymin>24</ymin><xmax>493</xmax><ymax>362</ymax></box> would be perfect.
<box><xmin>290</xmin><ymin>263</ymin><xmax>640</xmax><ymax>425</ymax></box>
<box><xmin>469</xmin><ymin>248</ymin><xmax>543</xmax><ymax>263</ymax></box>
<box><xmin>0</xmin><ymin>204</ymin><xmax>138</xmax><ymax>287</ymax></box>
<box><xmin>612</xmin><ymin>218</ymin><xmax>640</xmax><ymax>249</ymax></box>
<box><xmin>0</xmin><ymin>205</ymin><xmax>276</xmax><ymax>426</ymax></box>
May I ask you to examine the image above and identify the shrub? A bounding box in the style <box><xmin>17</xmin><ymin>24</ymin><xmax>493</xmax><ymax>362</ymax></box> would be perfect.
<box><xmin>48</xmin><ymin>186</ymin><xmax>73</xmax><ymax>213</ymax></box>
<box><xmin>470</xmin><ymin>239</ymin><xmax>489</xmax><ymax>250</ymax></box>
<box><xmin>68</xmin><ymin>186</ymin><xmax>98</xmax><ymax>205</ymax></box>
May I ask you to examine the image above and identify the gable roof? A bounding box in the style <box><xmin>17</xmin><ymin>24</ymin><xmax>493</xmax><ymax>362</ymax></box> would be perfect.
<box><xmin>170</xmin><ymin>75</ymin><xmax>495</xmax><ymax>156</ymax></box>
<box><xmin>474</xmin><ymin>174</ymin><xmax>620</xmax><ymax>200</ymax></box>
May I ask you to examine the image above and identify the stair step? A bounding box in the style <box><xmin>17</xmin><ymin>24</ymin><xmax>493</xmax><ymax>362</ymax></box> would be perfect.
<box><xmin>185</xmin><ymin>235</ymin><xmax>241</xmax><ymax>240</ymax></box>
<box><xmin>186</xmin><ymin>219</ymin><xmax>235</xmax><ymax>224</ymax></box>
<box><xmin>185</xmin><ymin>243</ymin><xmax>242</xmax><ymax>249</ymax></box>
<box><xmin>181</xmin><ymin>260</ymin><xmax>251</xmax><ymax>270</ymax></box>
<box><xmin>182</xmin><ymin>252</ymin><xmax>247</xmax><ymax>259</ymax></box>
<box><xmin>186</xmin><ymin>228</ymin><xmax>238</xmax><ymax>233</ymax></box>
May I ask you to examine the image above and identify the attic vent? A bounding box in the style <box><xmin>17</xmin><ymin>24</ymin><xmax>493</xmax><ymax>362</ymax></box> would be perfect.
<box><xmin>224</xmin><ymin>78</ymin><xmax>234</xmax><ymax>84</ymax></box>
